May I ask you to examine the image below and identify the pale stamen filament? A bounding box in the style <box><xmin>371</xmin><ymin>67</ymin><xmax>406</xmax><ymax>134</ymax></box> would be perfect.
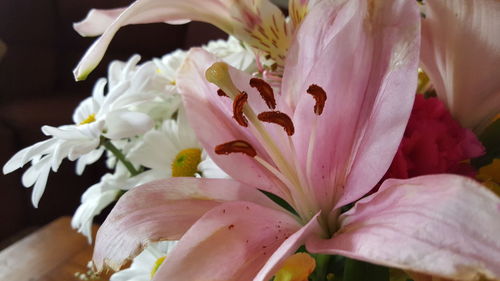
<box><xmin>287</xmin><ymin>134</ymin><xmax>317</xmax><ymax>218</ymax></box>
<box><xmin>254</xmin><ymin>155</ymin><xmax>311</xmax><ymax>221</ymax></box>
<box><xmin>306</xmin><ymin>118</ymin><xmax>318</xmax><ymax>191</ymax></box>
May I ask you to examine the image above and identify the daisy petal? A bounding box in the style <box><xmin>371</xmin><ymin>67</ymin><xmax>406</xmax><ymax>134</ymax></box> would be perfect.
<box><xmin>3</xmin><ymin>138</ymin><xmax>57</xmax><ymax>174</ymax></box>
<box><xmin>105</xmin><ymin>110</ymin><xmax>154</xmax><ymax>140</ymax></box>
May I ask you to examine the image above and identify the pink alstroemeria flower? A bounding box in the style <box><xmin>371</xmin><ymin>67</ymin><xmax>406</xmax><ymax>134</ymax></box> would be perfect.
<box><xmin>73</xmin><ymin>0</ymin><xmax>318</xmax><ymax>80</ymax></box>
<box><xmin>420</xmin><ymin>0</ymin><xmax>500</xmax><ymax>132</ymax></box>
<box><xmin>92</xmin><ymin>1</ymin><xmax>500</xmax><ymax>280</ymax></box>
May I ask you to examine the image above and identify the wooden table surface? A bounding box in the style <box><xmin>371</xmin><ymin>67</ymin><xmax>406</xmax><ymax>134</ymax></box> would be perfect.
<box><xmin>0</xmin><ymin>216</ymin><xmax>111</xmax><ymax>281</ymax></box>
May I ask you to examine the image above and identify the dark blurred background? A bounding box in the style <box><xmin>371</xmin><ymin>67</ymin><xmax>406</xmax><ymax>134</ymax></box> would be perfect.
<box><xmin>0</xmin><ymin>0</ymin><xmax>227</xmax><ymax>248</ymax></box>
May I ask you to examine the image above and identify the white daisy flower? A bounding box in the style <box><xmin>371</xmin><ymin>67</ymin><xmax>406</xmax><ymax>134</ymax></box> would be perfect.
<box><xmin>127</xmin><ymin>108</ymin><xmax>229</xmax><ymax>180</ymax></box>
<box><xmin>3</xmin><ymin>55</ymin><xmax>160</xmax><ymax>207</ymax></box>
<box><xmin>71</xmin><ymin>162</ymin><xmax>151</xmax><ymax>241</ymax></box>
<box><xmin>71</xmin><ymin>177</ymin><xmax>120</xmax><ymax>242</ymax></box>
<box><xmin>110</xmin><ymin>241</ymin><xmax>178</xmax><ymax>281</ymax></box>
<box><xmin>154</xmin><ymin>49</ymin><xmax>187</xmax><ymax>93</ymax></box>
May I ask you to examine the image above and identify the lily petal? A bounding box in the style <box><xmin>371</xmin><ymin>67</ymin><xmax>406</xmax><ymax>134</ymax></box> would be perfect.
<box><xmin>73</xmin><ymin>0</ymin><xmax>287</xmax><ymax>80</ymax></box>
<box><xmin>153</xmin><ymin>201</ymin><xmax>301</xmax><ymax>281</ymax></box>
<box><xmin>288</xmin><ymin>0</ymin><xmax>324</xmax><ymax>34</ymax></box>
<box><xmin>254</xmin><ymin>212</ymin><xmax>322</xmax><ymax>281</ymax></box>
<box><xmin>93</xmin><ymin>177</ymin><xmax>278</xmax><ymax>271</ymax></box>
<box><xmin>306</xmin><ymin>174</ymin><xmax>500</xmax><ymax>281</ymax></box>
<box><xmin>74</xmin><ymin>7</ymin><xmax>191</xmax><ymax>37</ymax></box>
<box><xmin>74</xmin><ymin>8</ymin><xmax>127</xmax><ymax>37</ymax></box>
<box><xmin>285</xmin><ymin>0</ymin><xmax>420</xmax><ymax>210</ymax></box>
<box><xmin>420</xmin><ymin>0</ymin><xmax>500</xmax><ymax>132</ymax></box>
<box><xmin>177</xmin><ymin>48</ymin><xmax>291</xmax><ymax>200</ymax></box>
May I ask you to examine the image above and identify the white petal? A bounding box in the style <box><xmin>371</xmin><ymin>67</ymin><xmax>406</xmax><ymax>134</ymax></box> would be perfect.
<box><xmin>3</xmin><ymin>138</ymin><xmax>57</xmax><ymax>174</ymax></box>
<box><xmin>127</xmin><ymin>131</ymin><xmax>175</xmax><ymax>170</ymax></box>
<box><xmin>29</xmin><ymin>156</ymin><xmax>52</xmax><ymax>207</ymax></box>
<box><xmin>76</xmin><ymin>147</ymin><xmax>105</xmax><ymax>175</ymax></box>
<box><xmin>104</xmin><ymin>110</ymin><xmax>154</xmax><ymax>139</ymax></box>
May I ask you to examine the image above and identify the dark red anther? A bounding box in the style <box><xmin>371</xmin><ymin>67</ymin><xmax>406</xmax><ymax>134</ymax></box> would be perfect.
<box><xmin>257</xmin><ymin>111</ymin><xmax>295</xmax><ymax>136</ymax></box>
<box><xmin>217</xmin><ymin>89</ymin><xmax>228</xmax><ymax>97</ymax></box>
<box><xmin>215</xmin><ymin>140</ymin><xmax>257</xmax><ymax>157</ymax></box>
<box><xmin>233</xmin><ymin>92</ymin><xmax>248</xmax><ymax>127</ymax></box>
<box><xmin>306</xmin><ymin>84</ymin><xmax>327</xmax><ymax>115</ymax></box>
<box><xmin>249</xmin><ymin>78</ymin><xmax>276</xmax><ymax>110</ymax></box>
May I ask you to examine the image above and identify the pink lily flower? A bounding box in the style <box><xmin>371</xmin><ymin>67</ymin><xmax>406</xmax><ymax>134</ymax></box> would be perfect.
<box><xmin>420</xmin><ymin>0</ymin><xmax>500</xmax><ymax>132</ymax></box>
<box><xmin>72</xmin><ymin>0</ymin><xmax>318</xmax><ymax>80</ymax></box>
<box><xmin>92</xmin><ymin>1</ymin><xmax>500</xmax><ymax>280</ymax></box>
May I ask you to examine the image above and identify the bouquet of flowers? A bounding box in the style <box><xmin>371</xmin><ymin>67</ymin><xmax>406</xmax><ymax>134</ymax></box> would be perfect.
<box><xmin>4</xmin><ymin>0</ymin><xmax>500</xmax><ymax>280</ymax></box>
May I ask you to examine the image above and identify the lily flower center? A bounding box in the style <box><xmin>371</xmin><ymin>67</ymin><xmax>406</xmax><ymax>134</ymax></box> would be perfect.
<box><xmin>171</xmin><ymin>148</ymin><xmax>202</xmax><ymax>177</ymax></box>
<box><xmin>150</xmin><ymin>256</ymin><xmax>166</xmax><ymax>278</ymax></box>
<box><xmin>205</xmin><ymin>62</ymin><xmax>328</xmax><ymax>222</ymax></box>
<box><xmin>79</xmin><ymin>113</ymin><xmax>96</xmax><ymax>125</ymax></box>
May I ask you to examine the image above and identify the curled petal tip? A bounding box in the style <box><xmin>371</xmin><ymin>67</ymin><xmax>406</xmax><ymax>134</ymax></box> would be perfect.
<box><xmin>73</xmin><ymin>51</ymin><xmax>99</xmax><ymax>81</ymax></box>
<box><xmin>72</xmin><ymin>22</ymin><xmax>88</xmax><ymax>37</ymax></box>
<box><xmin>73</xmin><ymin>67</ymin><xmax>91</xmax><ymax>81</ymax></box>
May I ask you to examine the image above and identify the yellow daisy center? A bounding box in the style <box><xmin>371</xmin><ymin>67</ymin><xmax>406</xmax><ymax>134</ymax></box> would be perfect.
<box><xmin>171</xmin><ymin>148</ymin><xmax>202</xmax><ymax>177</ymax></box>
<box><xmin>150</xmin><ymin>256</ymin><xmax>166</xmax><ymax>278</ymax></box>
<box><xmin>79</xmin><ymin>113</ymin><xmax>96</xmax><ymax>125</ymax></box>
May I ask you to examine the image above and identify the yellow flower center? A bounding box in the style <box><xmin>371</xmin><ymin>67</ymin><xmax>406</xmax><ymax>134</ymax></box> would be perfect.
<box><xmin>79</xmin><ymin>113</ymin><xmax>96</xmax><ymax>125</ymax></box>
<box><xmin>477</xmin><ymin>158</ymin><xmax>500</xmax><ymax>197</ymax></box>
<box><xmin>274</xmin><ymin>253</ymin><xmax>316</xmax><ymax>281</ymax></box>
<box><xmin>417</xmin><ymin>68</ymin><xmax>431</xmax><ymax>94</ymax></box>
<box><xmin>150</xmin><ymin>256</ymin><xmax>166</xmax><ymax>278</ymax></box>
<box><xmin>171</xmin><ymin>148</ymin><xmax>202</xmax><ymax>177</ymax></box>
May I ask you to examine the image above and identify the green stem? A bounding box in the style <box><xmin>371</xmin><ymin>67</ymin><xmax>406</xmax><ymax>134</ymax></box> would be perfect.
<box><xmin>102</xmin><ymin>138</ymin><xmax>140</xmax><ymax>176</ymax></box>
<box><xmin>314</xmin><ymin>254</ymin><xmax>331</xmax><ymax>281</ymax></box>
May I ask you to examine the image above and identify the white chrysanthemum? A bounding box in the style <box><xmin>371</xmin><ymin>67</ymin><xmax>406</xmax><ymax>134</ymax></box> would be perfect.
<box><xmin>154</xmin><ymin>49</ymin><xmax>187</xmax><ymax>92</ymax></box>
<box><xmin>2</xmin><ymin>55</ymin><xmax>164</xmax><ymax>207</ymax></box>
<box><xmin>110</xmin><ymin>241</ymin><xmax>177</xmax><ymax>281</ymax></box>
<box><xmin>203</xmin><ymin>36</ymin><xmax>256</xmax><ymax>71</ymax></box>
<box><xmin>128</xmin><ymin>108</ymin><xmax>228</xmax><ymax>180</ymax></box>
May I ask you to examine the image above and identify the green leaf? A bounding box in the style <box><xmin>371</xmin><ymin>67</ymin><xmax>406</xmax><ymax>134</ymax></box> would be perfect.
<box><xmin>389</xmin><ymin>268</ymin><xmax>414</xmax><ymax>281</ymax></box>
<box><xmin>343</xmin><ymin>258</ymin><xmax>389</xmax><ymax>281</ymax></box>
<box><xmin>259</xmin><ymin>189</ymin><xmax>298</xmax><ymax>216</ymax></box>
